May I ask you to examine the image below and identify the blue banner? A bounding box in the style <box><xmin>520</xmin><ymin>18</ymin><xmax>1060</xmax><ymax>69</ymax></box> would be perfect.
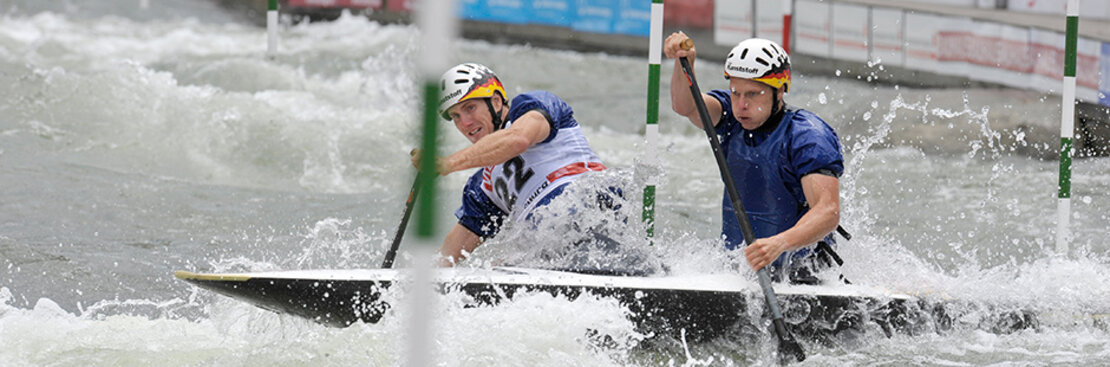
<box><xmin>459</xmin><ymin>0</ymin><xmax>490</xmax><ymax>21</ymax></box>
<box><xmin>485</xmin><ymin>0</ymin><xmax>530</xmax><ymax>24</ymax></box>
<box><xmin>458</xmin><ymin>0</ymin><xmax>648</xmax><ymax>37</ymax></box>
<box><xmin>572</xmin><ymin>0</ymin><xmax>617</xmax><ymax>34</ymax></box>
<box><xmin>532</xmin><ymin>0</ymin><xmax>574</xmax><ymax>28</ymax></box>
<box><xmin>613</xmin><ymin>0</ymin><xmax>650</xmax><ymax>37</ymax></box>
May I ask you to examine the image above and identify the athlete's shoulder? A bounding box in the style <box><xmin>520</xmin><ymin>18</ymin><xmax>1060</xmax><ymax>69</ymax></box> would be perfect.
<box><xmin>786</xmin><ymin>108</ymin><xmax>837</xmax><ymax>135</ymax></box>
<box><xmin>707</xmin><ymin>89</ymin><xmax>731</xmax><ymax>107</ymax></box>
<box><xmin>784</xmin><ymin>108</ymin><xmax>844</xmax><ymax>174</ymax></box>
<box><xmin>510</xmin><ymin>90</ymin><xmax>568</xmax><ymax>113</ymax></box>
<box><xmin>512</xmin><ymin>90</ymin><xmax>561</xmax><ymax>102</ymax></box>
<box><xmin>788</xmin><ymin>108</ymin><xmax>826</xmax><ymax>124</ymax></box>
<box><xmin>509</xmin><ymin>90</ymin><xmax>576</xmax><ymax>130</ymax></box>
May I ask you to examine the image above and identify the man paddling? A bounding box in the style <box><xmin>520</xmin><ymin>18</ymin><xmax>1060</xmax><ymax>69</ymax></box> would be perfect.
<box><xmin>664</xmin><ymin>34</ymin><xmax>847</xmax><ymax>284</ymax></box>
<box><xmin>419</xmin><ymin>63</ymin><xmax>610</xmax><ymax>267</ymax></box>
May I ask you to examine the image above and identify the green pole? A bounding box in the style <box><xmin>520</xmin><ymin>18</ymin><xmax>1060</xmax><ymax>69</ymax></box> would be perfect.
<box><xmin>417</xmin><ymin>81</ymin><xmax>439</xmax><ymax>237</ymax></box>
<box><xmin>644</xmin><ymin>0</ymin><xmax>663</xmax><ymax>239</ymax></box>
<box><xmin>408</xmin><ymin>1</ymin><xmax>456</xmax><ymax>366</ymax></box>
<box><xmin>1056</xmin><ymin>0</ymin><xmax>1079</xmax><ymax>255</ymax></box>
<box><xmin>414</xmin><ymin>0</ymin><xmax>456</xmax><ymax>254</ymax></box>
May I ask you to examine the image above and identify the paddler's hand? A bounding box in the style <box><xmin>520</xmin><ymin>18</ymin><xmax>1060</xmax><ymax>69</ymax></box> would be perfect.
<box><xmin>409</xmin><ymin>148</ymin><xmax>423</xmax><ymax>171</ymax></box>
<box><xmin>663</xmin><ymin>31</ymin><xmax>696</xmax><ymax>62</ymax></box>
<box><xmin>744</xmin><ymin>236</ymin><xmax>789</xmax><ymax>271</ymax></box>
<box><xmin>409</xmin><ymin>148</ymin><xmax>452</xmax><ymax>176</ymax></box>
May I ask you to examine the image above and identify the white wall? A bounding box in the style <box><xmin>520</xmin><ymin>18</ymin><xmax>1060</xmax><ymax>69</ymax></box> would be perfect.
<box><xmin>755</xmin><ymin>0</ymin><xmax>785</xmax><ymax>43</ymax></box>
<box><xmin>714</xmin><ymin>0</ymin><xmax>752</xmax><ymax>47</ymax></box>
<box><xmin>1006</xmin><ymin>0</ymin><xmax>1110</xmax><ymax>20</ymax></box>
<box><xmin>831</xmin><ymin>3</ymin><xmax>869</xmax><ymax>62</ymax></box>
<box><xmin>899</xmin><ymin>0</ymin><xmax>977</xmax><ymax>7</ymax></box>
<box><xmin>871</xmin><ymin>8</ymin><xmax>904</xmax><ymax>67</ymax></box>
<box><xmin>719</xmin><ymin>0</ymin><xmax>1108</xmax><ymax>104</ymax></box>
<box><xmin>795</xmin><ymin>1</ymin><xmax>830</xmax><ymax>57</ymax></box>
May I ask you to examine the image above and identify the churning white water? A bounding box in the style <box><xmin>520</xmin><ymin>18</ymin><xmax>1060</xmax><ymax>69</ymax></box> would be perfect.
<box><xmin>1</xmin><ymin>1</ymin><xmax>1109</xmax><ymax>365</ymax></box>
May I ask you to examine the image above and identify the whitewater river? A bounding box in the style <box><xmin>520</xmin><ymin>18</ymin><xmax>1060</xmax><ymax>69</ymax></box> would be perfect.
<box><xmin>2</xmin><ymin>1</ymin><xmax>1109</xmax><ymax>365</ymax></box>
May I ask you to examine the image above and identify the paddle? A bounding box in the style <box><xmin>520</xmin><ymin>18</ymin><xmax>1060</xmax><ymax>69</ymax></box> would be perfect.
<box><xmin>676</xmin><ymin>39</ymin><xmax>806</xmax><ymax>363</ymax></box>
<box><xmin>380</xmin><ymin>153</ymin><xmax>424</xmax><ymax>269</ymax></box>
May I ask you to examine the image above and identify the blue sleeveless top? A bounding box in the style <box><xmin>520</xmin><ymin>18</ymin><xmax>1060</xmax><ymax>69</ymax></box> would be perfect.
<box><xmin>708</xmin><ymin>90</ymin><xmax>844</xmax><ymax>267</ymax></box>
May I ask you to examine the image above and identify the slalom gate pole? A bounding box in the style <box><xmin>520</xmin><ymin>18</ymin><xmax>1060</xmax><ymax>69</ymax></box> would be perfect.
<box><xmin>781</xmin><ymin>0</ymin><xmax>792</xmax><ymax>53</ymax></box>
<box><xmin>407</xmin><ymin>0</ymin><xmax>456</xmax><ymax>365</ymax></box>
<box><xmin>643</xmin><ymin>0</ymin><xmax>663</xmax><ymax>240</ymax></box>
<box><xmin>267</xmin><ymin>0</ymin><xmax>278</xmax><ymax>59</ymax></box>
<box><xmin>1056</xmin><ymin>0</ymin><xmax>1079</xmax><ymax>255</ymax></box>
<box><xmin>751</xmin><ymin>0</ymin><xmax>758</xmax><ymax>38</ymax></box>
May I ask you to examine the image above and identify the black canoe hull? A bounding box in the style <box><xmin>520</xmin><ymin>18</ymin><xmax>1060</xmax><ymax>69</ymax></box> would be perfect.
<box><xmin>175</xmin><ymin>268</ymin><xmax>1034</xmax><ymax>341</ymax></box>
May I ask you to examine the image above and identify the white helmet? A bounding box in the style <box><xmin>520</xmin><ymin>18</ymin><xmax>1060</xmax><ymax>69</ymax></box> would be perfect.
<box><xmin>437</xmin><ymin>63</ymin><xmax>506</xmax><ymax>120</ymax></box>
<box><xmin>724</xmin><ymin>38</ymin><xmax>791</xmax><ymax>93</ymax></box>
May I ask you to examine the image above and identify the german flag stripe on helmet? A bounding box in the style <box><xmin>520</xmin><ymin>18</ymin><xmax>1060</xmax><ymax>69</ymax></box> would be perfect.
<box><xmin>753</xmin><ymin>69</ymin><xmax>790</xmax><ymax>90</ymax></box>
<box><xmin>461</xmin><ymin>79</ymin><xmax>505</xmax><ymax>101</ymax></box>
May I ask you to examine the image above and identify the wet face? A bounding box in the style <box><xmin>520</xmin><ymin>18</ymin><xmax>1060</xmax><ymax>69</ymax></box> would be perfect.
<box><xmin>446</xmin><ymin>96</ymin><xmax>500</xmax><ymax>144</ymax></box>
<box><xmin>728</xmin><ymin>78</ymin><xmax>781</xmax><ymax>130</ymax></box>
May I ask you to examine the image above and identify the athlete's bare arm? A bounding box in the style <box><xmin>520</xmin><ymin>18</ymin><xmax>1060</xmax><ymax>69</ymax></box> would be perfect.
<box><xmin>437</xmin><ymin>223</ymin><xmax>483</xmax><ymax>267</ymax></box>
<box><xmin>664</xmin><ymin>31</ymin><xmax>723</xmax><ymax>129</ymax></box>
<box><xmin>439</xmin><ymin>111</ymin><xmax>551</xmax><ymax>175</ymax></box>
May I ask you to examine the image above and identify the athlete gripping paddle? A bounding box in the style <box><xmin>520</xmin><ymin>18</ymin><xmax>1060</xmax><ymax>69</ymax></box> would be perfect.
<box><xmin>664</xmin><ymin>33</ymin><xmax>848</xmax><ymax>285</ymax></box>
<box><xmin>417</xmin><ymin>63</ymin><xmax>610</xmax><ymax>267</ymax></box>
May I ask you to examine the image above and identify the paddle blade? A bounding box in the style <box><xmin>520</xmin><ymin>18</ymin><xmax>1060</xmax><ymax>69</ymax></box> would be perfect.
<box><xmin>772</xmin><ymin>318</ymin><xmax>806</xmax><ymax>363</ymax></box>
<box><xmin>777</xmin><ymin>334</ymin><xmax>806</xmax><ymax>363</ymax></box>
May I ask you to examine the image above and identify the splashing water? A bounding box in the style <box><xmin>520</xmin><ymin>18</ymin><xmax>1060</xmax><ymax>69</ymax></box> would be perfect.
<box><xmin>2</xmin><ymin>2</ymin><xmax>1109</xmax><ymax>365</ymax></box>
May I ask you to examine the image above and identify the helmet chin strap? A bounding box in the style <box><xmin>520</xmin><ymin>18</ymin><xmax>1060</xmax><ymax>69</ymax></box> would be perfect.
<box><xmin>484</xmin><ymin>97</ymin><xmax>505</xmax><ymax>131</ymax></box>
<box><xmin>770</xmin><ymin>86</ymin><xmax>788</xmax><ymax>116</ymax></box>
<box><xmin>771</xmin><ymin>90</ymin><xmax>780</xmax><ymax>116</ymax></box>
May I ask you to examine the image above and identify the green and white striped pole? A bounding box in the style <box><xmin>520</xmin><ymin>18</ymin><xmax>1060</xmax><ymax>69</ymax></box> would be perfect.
<box><xmin>643</xmin><ymin>0</ymin><xmax>663</xmax><ymax>239</ymax></box>
<box><xmin>416</xmin><ymin>1</ymin><xmax>456</xmax><ymax>243</ymax></box>
<box><xmin>267</xmin><ymin>0</ymin><xmax>278</xmax><ymax>59</ymax></box>
<box><xmin>1056</xmin><ymin>0</ymin><xmax>1079</xmax><ymax>255</ymax></box>
<box><xmin>408</xmin><ymin>0</ymin><xmax>456</xmax><ymax>365</ymax></box>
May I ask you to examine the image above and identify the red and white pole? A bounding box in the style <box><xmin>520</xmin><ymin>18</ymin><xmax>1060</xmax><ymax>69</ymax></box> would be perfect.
<box><xmin>782</xmin><ymin>0</ymin><xmax>793</xmax><ymax>53</ymax></box>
